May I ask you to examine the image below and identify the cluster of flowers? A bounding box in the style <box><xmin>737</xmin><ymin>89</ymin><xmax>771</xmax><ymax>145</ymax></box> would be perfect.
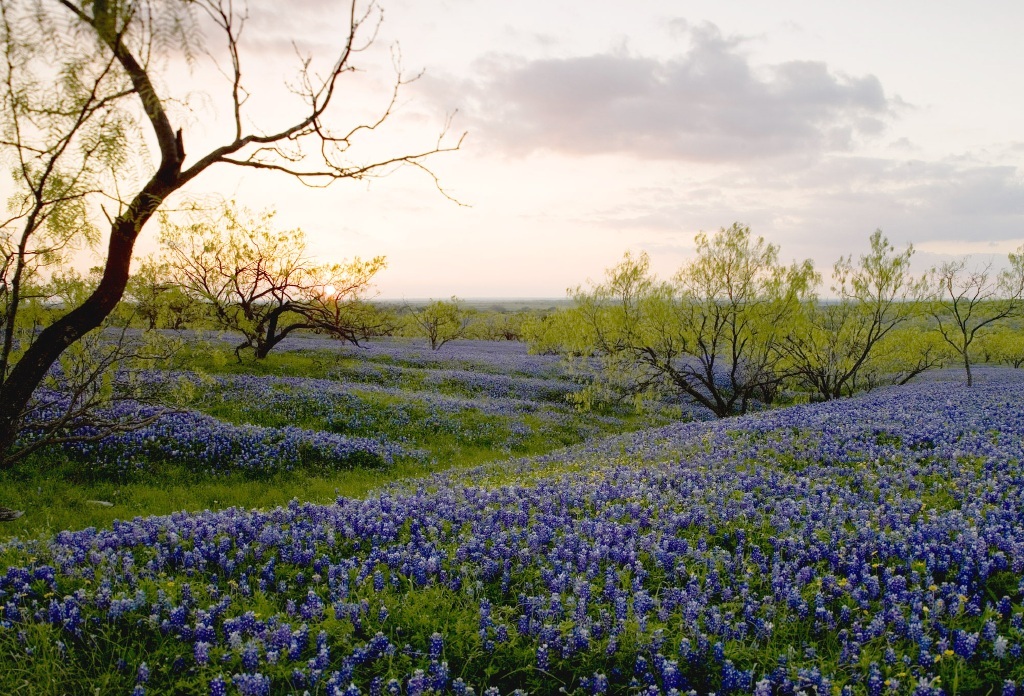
<box><xmin>186</xmin><ymin>371</ymin><xmax>559</xmax><ymax>422</ymax></box>
<box><xmin>418</xmin><ymin>368</ymin><xmax>573</xmax><ymax>404</ymax></box>
<box><xmin>3</xmin><ymin>377</ymin><xmax>1024</xmax><ymax>693</ymax></box>
<box><xmin>39</xmin><ymin>394</ymin><xmax>418</xmax><ymax>478</ymax></box>
<box><xmin>279</xmin><ymin>336</ymin><xmax>567</xmax><ymax>380</ymax></box>
<box><xmin>164</xmin><ymin>369</ymin><xmax>615</xmax><ymax>458</ymax></box>
<box><xmin>310</xmin><ymin>351</ymin><xmax>573</xmax><ymax>404</ymax></box>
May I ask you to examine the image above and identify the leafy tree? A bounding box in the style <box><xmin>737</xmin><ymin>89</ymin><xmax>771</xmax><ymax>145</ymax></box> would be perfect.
<box><xmin>928</xmin><ymin>252</ymin><xmax>1024</xmax><ymax>386</ymax></box>
<box><xmin>473</xmin><ymin>310</ymin><xmax>534</xmax><ymax>341</ymax></box>
<box><xmin>849</xmin><ymin>322</ymin><xmax>950</xmax><ymax>392</ymax></box>
<box><xmin>0</xmin><ymin>0</ymin><xmax>461</xmax><ymax>464</ymax></box>
<box><xmin>981</xmin><ymin>324</ymin><xmax>1024</xmax><ymax>369</ymax></box>
<box><xmin>782</xmin><ymin>231</ymin><xmax>927</xmax><ymax>400</ymax></box>
<box><xmin>522</xmin><ymin>309</ymin><xmax>580</xmax><ymax>356</ymax></box>
<box><xmin>124</xmin><ymin>257</ymin><xmax>168</xmax><ymax>331</ymax></box>
<box><xmin>161</xmin><ymin>285</ymin><xmax>205</xmax><ymax>331</ymax></box>
<box><xmin>409</xmin><ymin>297</ymin><xmax>471</xmax><ymax>350</ymax></box>
<box><xmin>160</xmin><ymin>204</ymin><xmax>386</xmax><ymax>359</ymax></box>
<box><xmin>559</xmin><ymin>224</ymin><xmax>815</xmax><ymax>417</ymax></box>
<box><xmin>123</xmin><ymin>256</ymin><xmax>202</xmax><ymax>330</ymax></box>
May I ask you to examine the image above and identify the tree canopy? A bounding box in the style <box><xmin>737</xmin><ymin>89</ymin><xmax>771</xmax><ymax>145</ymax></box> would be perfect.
<box><xmin>556</xmin><ymin>224</ymin><xmax>815</xmax><ymax>417</ymax></box>
<box><xmin>781</xmin><ymin>230</ymin><xmax>929</xmax><ymax>400</ymax></box>
<box><xmin>160</xmin><ymin>203</ymin><xmax>386</xmax><ymax>359</ymax></box>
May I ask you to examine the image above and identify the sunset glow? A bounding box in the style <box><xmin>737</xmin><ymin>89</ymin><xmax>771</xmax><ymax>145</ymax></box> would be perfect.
<box><xmin>152</xmin><ymin>2</ymin><xmax>1024</xmax><ymax>297</ymax></box>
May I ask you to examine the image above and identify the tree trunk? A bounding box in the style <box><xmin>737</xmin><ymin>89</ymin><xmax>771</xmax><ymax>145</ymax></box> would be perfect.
<box><xmin>0</xmin><ymin>3</ymin><xmax>189</xmax><ymax>464</ymax></box>
<box><xmin>254</xmin><ymin>341</ymin><xmax>273</xmax><ymax>360</ymax></box>
<box><xmin>253</xmin><ymin>309</ymin><xmax>296</xmax><ymax>359</ymax></box>
<box><xmin>0</xmin><ymin>150</ymin><xmax>184</xmax><ymax>463</ymax></box>
<box><xmin>964</xmin><ymin>351</ymin><xmax>973</xmax><ymax>387</ymax></box>
<box><xmin>0</xmin><ymin>225</ymin><xmax>135</xmax><ymax>461</ymax></box>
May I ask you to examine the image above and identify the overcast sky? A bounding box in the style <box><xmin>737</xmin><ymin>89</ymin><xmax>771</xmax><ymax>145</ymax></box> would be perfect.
<box><xmin>170</xmin><ymin>0</ymin><xmax>1024</xmax><ymax>298</ymax></box>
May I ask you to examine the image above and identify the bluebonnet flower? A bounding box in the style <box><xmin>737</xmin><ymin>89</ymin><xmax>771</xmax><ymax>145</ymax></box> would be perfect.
<box><xmin>6</xmin><ymin>371</ymin><xmax>1024</xmax><ymax>692</ymax></box>
<box><xmin>536</xmin><ymin>643</ymin><xmax>550</xmax><ymax>671</ymax></box>
<box><xmin>195</xmin><ymin>640</ymin><xmax>211</xmax><ymax>666</ymax></box>
<box><xmin>232</xmin><ymin>672</ymin><xmax>270</xmax><ymax>696</ymax></box>
<box><xmin>204</xmin><ymin>672</ymin><xmax>225</xmax><ymax>695</ymax></box>
<box><xmin>428</xmin><ymin>632</ymin><xmax>443</xmax><ymax>661</ymax></box>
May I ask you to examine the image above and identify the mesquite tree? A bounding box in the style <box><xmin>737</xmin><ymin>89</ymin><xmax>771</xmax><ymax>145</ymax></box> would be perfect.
<box><xmin>782</xmin><ymin>230</ymin><xmax>929</xmax><ymax>400</ymax></box>
<box><xmin>161</xmin><ymin>204</ymin><xmax>386</xmax><ymax>360</ymax></box>
<box><xmin>560</xmin><ymin>225</ymin><xmax>816</xmax><ymax>418</ymax></box>
<box><xmin>123</xmin><ymin>255</ymin><xmax>202</xmax><ymax>331</ymax></box>
<box><xmin>929</xmin><ymin>253</ymin><xmax>1024</xmax><ymax>386</ymax></box>
<box><xmin>408</xmin><ymin>297</ymin><xmax>471</xmax><ymax>350</ymax></box>
<box><xmin>0</xmin><ymin>0</ymin><xmax>461</xmax><ymax>465</ymax></box>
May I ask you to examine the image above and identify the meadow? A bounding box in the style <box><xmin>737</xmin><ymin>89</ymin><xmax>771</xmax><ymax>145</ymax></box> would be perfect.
<box><xmin>1</xmin><ymin>336</ymin><xmax>1023</xmax><ymax>695</ymax></box>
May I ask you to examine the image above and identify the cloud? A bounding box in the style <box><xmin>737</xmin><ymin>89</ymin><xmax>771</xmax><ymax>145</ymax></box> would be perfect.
<box><xmin>237</xmin><ymin>1</ymin><xmax>362</xmax><ymax>55</ymax></box>
<box><xmin>426</xmin><ymin>23</ymin><xmax>892</xmax><ymax>161</ymax></box>
<box><xmin>776</xmin><ymin>156</ymin><xmax>1024</xmax><ymax>238</ymax></box>
<box><xmin>578</xmin><ymin>153</ymin><xmax>1024</xmax><ymax>267</ymax></box>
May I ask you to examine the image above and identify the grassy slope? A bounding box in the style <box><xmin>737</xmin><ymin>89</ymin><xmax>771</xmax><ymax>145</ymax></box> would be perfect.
<box><xmin>0</xmin><ymin>339</ymin><xmax>662</xmax><ymax>542</ymax></box>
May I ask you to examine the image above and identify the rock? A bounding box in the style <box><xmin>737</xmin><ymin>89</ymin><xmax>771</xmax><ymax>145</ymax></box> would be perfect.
<box><xmin>0</xmin><ymin>506</ymin><xmax>24</xmax><ymax>521</ymax></box>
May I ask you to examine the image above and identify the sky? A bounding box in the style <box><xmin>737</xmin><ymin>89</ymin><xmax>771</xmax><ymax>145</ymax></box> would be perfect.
<box><xmin>165</xmin><ymin>0</ymin><xmax>1024</xmax><ymax>298</ymax></box>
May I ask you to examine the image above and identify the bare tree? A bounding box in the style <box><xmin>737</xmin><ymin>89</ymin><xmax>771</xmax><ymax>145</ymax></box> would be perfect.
<box><xmin>0</xmin><ymin>0</ymin><xmax>462</xmax><ymax>467</ymax></box>
<box><xmin>929</xmin><ymin>252</ymin><xmax>1024</xmax><ymax>386</ymax></box>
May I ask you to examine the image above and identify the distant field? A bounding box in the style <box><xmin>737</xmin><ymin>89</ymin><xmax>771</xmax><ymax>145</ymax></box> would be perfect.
<box><xmin>379</xmin><ymin>299</ymin><xmax>575</xmax><ymax>312</ymax></box>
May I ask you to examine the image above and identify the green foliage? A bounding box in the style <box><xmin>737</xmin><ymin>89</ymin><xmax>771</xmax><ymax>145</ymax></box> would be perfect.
<box><xmin>468</xmin><ymin>310</ymin><xmax>537</xmax><ymax>341</ymax></box>
<box><xmin>123</xmin><ymin>255</ymin><xmax>205</xmax><ymax>330</ymax></box>
<box><xmin>160</xmin><ymin>202</ymin><xmax>387</xmax><ymax>360</ymax></box>
<box><xmin>540</xmin><ymin>224</ymin><xmax>815</xmax><ymax>417</ymax></box>
<box><xmin>782</xmin><ymin>231</ymin><xmax>929</xmax><ymax>400</ymax></box>
<box><xmin>407</xmin><ymin>297</ymin><xmax>471</xmax><ymax>350</ymax></box>
<box><xmin>858</xmin><ymin>322</ymin><xmax>952</xmax><ymax>387</ymax></box>
<box><xmin>980</xmin><ymin>324</ymin><xmax>1024</xmax><ymax>368</ymax></box>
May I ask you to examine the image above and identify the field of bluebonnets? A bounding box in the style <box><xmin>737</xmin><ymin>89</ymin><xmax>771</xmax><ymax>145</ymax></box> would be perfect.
<box><xmin>2</xmin><ymin>336</ymin><xmax>1024</xmax><ymax>695</ymax></box>
<box><xmin>0</xmin><ymin>336</ymin><xmax>659</xmax><ymax>534</ymax></box>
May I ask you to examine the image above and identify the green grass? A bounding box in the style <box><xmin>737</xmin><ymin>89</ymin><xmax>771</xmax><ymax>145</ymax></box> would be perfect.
<box><xmin>0</xmin><ymin>460</ymin><xmax>426</xmax><ymax>543</ymax></box>
<box><xmin>0</xmin><ymin>341</ymin><xmax>661</xmax><ymax>543</ymax></box>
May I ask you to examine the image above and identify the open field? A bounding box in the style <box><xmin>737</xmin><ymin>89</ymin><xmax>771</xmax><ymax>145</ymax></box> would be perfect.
<box><xmin>1</xmin><ymin>338</ymin><xmax>1022</xmax><ymax>694</ymax></box>
<box><xmin>7</xmin><ymin>1</ymin><xmax>1024</xmax><ymax>693</ymax></box>
<box><xmin>0</xmin><ymin>338</ymin><xmax>666</xmax><ymax>542</ymax></box>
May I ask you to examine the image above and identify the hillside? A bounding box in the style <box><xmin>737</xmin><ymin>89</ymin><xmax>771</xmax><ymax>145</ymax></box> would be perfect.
<box><xmin>2</xmin><ymin>367</ymin><xmax>1022</xmax><ymax>694</ymax></box>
